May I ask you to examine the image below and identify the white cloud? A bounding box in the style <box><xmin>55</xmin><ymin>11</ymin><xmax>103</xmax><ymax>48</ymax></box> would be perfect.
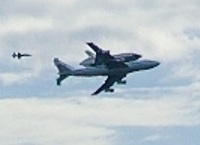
<box><xmin>0</xmin><ymin>1</ymin><xmax>200</xmax><ymax>144</ymax></box>
<box><xmin>0</xmin><ymin>16</ymin><xmax>54</xmax><ymax>36</ymax></box>
<box><xmin>0</xmin><ymin>86</ymin><xmax>199</xmax><ymax>145</ymax></box>
<box><xmin>0</xmin><ymin>55</ymin><xmax>44</xmax><ymax>85</ymax></box>
<box><xmin>143</xmin><ymin>134</ymin><xmax>162</xmax><ymax>142</ymax></box>
<box><xmin>0</xmin><ymin>98</ymin><xmax>115</xmax><ymax>145</ymax></box>
<box><xmin>170</xmin><ymin>63</ymin><xmax>200</xmax><ymax>81</ymax></box>
<box><xmin>0</xmin><ymin>0</ymin><xmax>200</xmax><ymax>86</ymax></box>
<box><xmin>0</xmin><ymin>72</ymin><xmax>32</xmax><ymax>85</ymax></box>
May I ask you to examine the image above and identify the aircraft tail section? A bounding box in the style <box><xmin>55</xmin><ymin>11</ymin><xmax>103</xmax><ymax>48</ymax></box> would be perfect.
<box><xmin>85</xmin><ymin>50</ymin><xmax>95</xmax><ymax>58</ymax></box>
<box><xmin>53</xmin><ymin>58</ymin><xmax>74</xmax><ymax>85</ymax></box>
<box><xmin>54</xmin><ymin>58</ymin><xmax>74</xmax><ymax>73</ymax></box>
<box><xmin>12</xmin><ymin>52</ymin><xmax>22</xmax><ymax>59</ymax></box>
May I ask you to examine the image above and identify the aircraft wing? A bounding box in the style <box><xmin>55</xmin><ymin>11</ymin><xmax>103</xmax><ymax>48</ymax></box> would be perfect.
<box><xmin>87</xmin><ymin>42</ymin><xmax>115</xmax><ymax>65</ymax></box>
<box><xmin>87</xmin><ymin>42</ymin><xmax>105</xmax><ymax>54</ymax></box>
<box><xmin>92</xmin><ymin>75</ymin><xmax>125</xmax><ymax>95</ymax></box>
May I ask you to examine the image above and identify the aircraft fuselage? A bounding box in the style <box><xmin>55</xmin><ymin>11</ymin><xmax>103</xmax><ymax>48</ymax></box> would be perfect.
<box><xmin>63</xmin><ymin>60</ymin><xmax>159</xmax><ymax>77</ymax></box>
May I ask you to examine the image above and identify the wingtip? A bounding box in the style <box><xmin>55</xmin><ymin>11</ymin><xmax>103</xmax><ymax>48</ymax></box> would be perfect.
<box><xmin>91</xmin><ymin>91</ymin><xmax>99</xmax><ymax>96</ymax></box>
<box><xmin>86</xmin><ymin>42</ymin><xmax>93</xmax><ymax>45</ymax></box>
<box><xmin>91</xmin><ymin>92</ymin><xmax>97</xmax><ymax>96</ymax></box>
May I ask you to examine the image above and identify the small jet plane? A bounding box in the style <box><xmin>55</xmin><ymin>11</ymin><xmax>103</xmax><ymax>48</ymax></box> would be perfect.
<box><xmin>80</xmin><ymin>42</ymin><xmax>142</xmax><ymax>67</ymax></box>
<box><xmin>54</xmin><ymin>55</ymin><xmax>160</xmax><ymax>95</ymax></box>
<box><xmin>12</xmin><ymin>52</ymin><xmax>32</xmax><ymax>59</ymax></box>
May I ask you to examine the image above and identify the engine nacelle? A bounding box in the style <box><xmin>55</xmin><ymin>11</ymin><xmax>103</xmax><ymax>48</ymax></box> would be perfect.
<box><xmin>105</xmin><ymin>88</ymin><xmax>114</xmax><ymax>93</ymax></box>
<box><xmin>117</xmin><ymin>80</ymin><xmax>127</xmax><ymax>85</ymax></box>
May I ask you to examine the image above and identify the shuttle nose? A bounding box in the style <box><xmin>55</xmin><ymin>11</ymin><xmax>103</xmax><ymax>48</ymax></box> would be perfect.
<box><xmin>135</xmin><ymin>54</ymin><xmax>142</xmax><ymax>59</ymax></box>
<box><xmin>132</xmin><ymin>53</ymin><xmax>142</xmax><ymax>59</ymax></box>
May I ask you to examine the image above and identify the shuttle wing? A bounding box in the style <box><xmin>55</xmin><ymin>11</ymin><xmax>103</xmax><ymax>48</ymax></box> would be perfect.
<box><xmin>87</xmin><ymin>42</ymin><xmax>115</xmax><ymax>65</ymax></box>
<box><xmin>87</xmin><ymin>42</ymin><xmax>105</xmax><ymax>54</ymax></box>
<box><xmin>87</xmin><ymin>42</ymin><xmax>128</xmax><ymax>69</ymax></box>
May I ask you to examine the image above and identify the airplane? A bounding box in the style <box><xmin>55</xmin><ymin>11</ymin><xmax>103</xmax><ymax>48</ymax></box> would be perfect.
<box><xmin>80</xmin><ymin>42</ymin><xmax>142</xmax><ymax>67</ymax></box>
<box><xmin>54</xmin><ymin>56</ymin><xmax>160</xmax><ymax>95</ymax></box>
<box><xmin>12</xmin><ymin>52</ymin><xmax>32</xmax><ymax>59</ymax></box>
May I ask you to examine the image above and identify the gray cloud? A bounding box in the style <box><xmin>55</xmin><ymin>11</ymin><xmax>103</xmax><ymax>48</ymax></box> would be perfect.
<box><xmin>0</xmin><ymin>1</ymin><xmax>200</xmax><ymax>144</ymax></box>
<box><xmin>184</xmin><ymin>28</ymin><xmax>200</xmax><ymax>40</ymax></box>
<box><xmin>0</xmin><ymin>0</ymin><xmax>199</xmax><ymax>95</ymax></box>
<box><xmin>0</xmin><ymin>86</ymin><xmax>200</xmax><ymax>145</ymax></box>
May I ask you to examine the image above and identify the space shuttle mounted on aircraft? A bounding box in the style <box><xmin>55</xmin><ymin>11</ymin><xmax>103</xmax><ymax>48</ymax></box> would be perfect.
<box><xmin>80</xmin><ymin>42</ymin><xmax>142</xmax><ymax>67</ymax></box>
<box><xmin>54</xmin><ymin>42</ymin><xmax>160</xmax><ymax>95</ymax></box>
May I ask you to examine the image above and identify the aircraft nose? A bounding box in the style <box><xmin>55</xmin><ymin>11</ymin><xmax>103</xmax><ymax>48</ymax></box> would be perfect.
<box><xmin>145</xmin><ymin>60</ymin><xmax>160</xmax><ymax>68</ymax></box>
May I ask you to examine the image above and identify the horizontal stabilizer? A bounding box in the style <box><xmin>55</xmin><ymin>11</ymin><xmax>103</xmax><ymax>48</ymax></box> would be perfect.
<box><xmin>85</xmin><ymin>50</ymin><xmax>95</xmax><ymax>58</ymax></box>
<box><xmin>53</xmin><ymin>58</ymin><xmax>74</xmax><ymax>86</ymax></box>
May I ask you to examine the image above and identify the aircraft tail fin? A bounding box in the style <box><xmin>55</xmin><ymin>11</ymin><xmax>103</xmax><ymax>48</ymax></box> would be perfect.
<box><xmin>85</xmin><ymin>50</ymin><xmax>95</xmax><ymax>58</ymax></box>
<box><xmin>12</xmin><ymin>52</ymin><xmax>16</xmax><ymax>58</ymax></box>
<box><xmin>53</xmin><ymin>58</ymin><xmax>74</xmax><ymax>85</ymax></box>
<box><xmin>87</xmin><ymin>42</ymin><xmax>103</xmax><ymax>53</ymax></box>
<box><xmin>54</xmin><ymin>58</ymin><xmax>74</xmax><ymax>73</ymax></box>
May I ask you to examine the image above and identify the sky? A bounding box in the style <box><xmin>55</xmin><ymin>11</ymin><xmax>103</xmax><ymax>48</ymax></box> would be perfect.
<box><xmin>0</xmin><ymin>0</ymin><xmax>200</xmax><ymax>145</ymax></box>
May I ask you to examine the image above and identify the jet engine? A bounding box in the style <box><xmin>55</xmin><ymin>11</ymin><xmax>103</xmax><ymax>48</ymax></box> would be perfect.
<box><xmin>105</xmin><ymin>88</ymin><xmax>114</xmax><ymax>93</ymax></box>
<box><xmin>117</xmin><ymin>80</ymin><xmax>127</xmax><ymax>85</ymax></box>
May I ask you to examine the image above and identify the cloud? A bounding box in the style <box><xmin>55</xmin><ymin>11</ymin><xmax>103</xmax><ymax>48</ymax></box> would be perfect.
<box><xmin>0</xmin><ymin>98</ymin><xmax>115</xmax><ymax>145</ymax></box>
<box><xmin>0</xmin><ymin>72</ymin><xmax>33</xmax><ymax>85</ymax></box>
<box><xmin>0</xmin><ymin>56</ymin><xmax>44</xmax><ymax>85</ymax></box>
<box><xmin>0</xmin><ymin>1</ymin><xmax>200</xmax><ymax>145</ymax></box>
<box><xmin>0</xmin><ymin>0</ymin><xmax>199</xmax><ymax>98</ymax></box>
<box><xmin>184</xmin><ymin>28</ymin><xmax>200</xmax><ymax>40</ymax></box>
<box><xmin>0</xmin><ymin>84</ymin><xmax>200</xmax><ymax>145</ymax></box>
<box><xmin>169</xmin><ymin>63</ymin><xmax>200</xmax><ymax>82</ymax></box>
<box><xmin>0</xmin><ymin>16</ymin><xmax>54</xmax><ymax>36</ymax></box>
<box><xmin>143</xmin><ymin>134</ymin><xmax>162</xmax><ymax>142</ymax></box>
<box><xmin>0</xmin><ymin>0</ymin><xmax>200</xmax><ymax>87</ymax></box>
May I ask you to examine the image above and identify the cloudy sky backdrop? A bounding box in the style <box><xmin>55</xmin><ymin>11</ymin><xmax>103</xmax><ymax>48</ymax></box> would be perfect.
<box><xmin>0</xmin><ymin>0</ymin><xmax>200</xmax><ymax>145</ymax></box>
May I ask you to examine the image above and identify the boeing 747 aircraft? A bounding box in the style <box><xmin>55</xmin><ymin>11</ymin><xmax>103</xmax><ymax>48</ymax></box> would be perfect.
<box><xmin>54</xmin><ymin>54</ymin><xmax>160</xmax><ymax>95</ymax></box>
<box><xmin>80</xmin><ymin>42</ymin><xmax>142</xmax><ymax>67</ymax></box>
